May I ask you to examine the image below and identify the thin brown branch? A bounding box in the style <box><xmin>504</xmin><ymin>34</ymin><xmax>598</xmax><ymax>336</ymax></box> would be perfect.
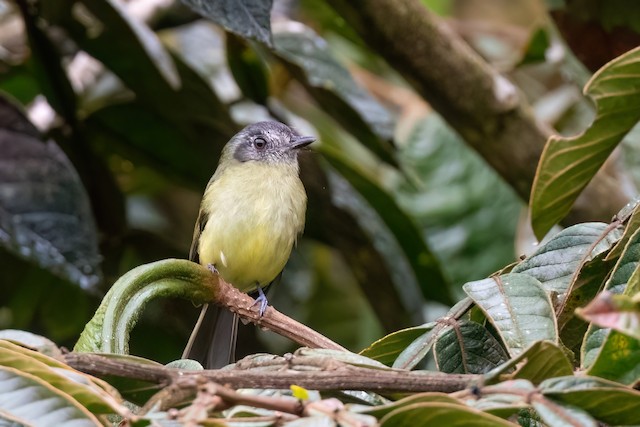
<box><xmin>64</xmin><ymin>352</ymin><xmax>478</xmax><ymax>394</ymax></box>
<box><xmin>214</xmin><ymin>275</ymin><xmax>347</xmax><ymax>352</ymax></box>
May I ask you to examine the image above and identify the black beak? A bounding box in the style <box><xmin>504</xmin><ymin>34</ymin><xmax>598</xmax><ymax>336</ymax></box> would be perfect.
<box><xmin>289</xmin><ymin>135</ymin><xmax>316</xmax><ymax>150</ymax></box>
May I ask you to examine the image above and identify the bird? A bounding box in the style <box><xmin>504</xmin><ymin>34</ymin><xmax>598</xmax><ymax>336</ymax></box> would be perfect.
<box><xmin>182</xmin><ymin>121</ymin><xmax>315</xmax><ymax>368</ymax></box>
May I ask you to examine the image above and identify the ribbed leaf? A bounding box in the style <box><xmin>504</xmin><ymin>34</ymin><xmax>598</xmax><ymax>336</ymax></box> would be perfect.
<box><xmin>0</xmin><ymin>96</ymin><xmax>101</xmax><ymax>289</ymax></box>
<box><xmin>532</xmin><ymin>398</ymin><xmax>597</xmax><ymax>427</ymax></box>
<box><xmin>485</xmin><ymin>341</ymin><xmax>573</xmax><ymax>386</ymax></box>
<box><xmin>359</xmin><ymin>324</ymin><xmax>435</xmax><ymax>366</ymax></box>
<box><xmin>513</xmin><ymin>222</ymin><xmax>620</xmax><ymax>296</ymax></box>
<box><xmin>540</xmin><ymin>376</ymin><xmax>640</xmax><ymax>425</ymax></box>
<box><xmin>181</xmin><ymin>0</ymin><xmax>273</xmax><ymax>46</ymax></box>
<box><xmin>433</xmin><ymin>320</ymin><xmax>509</xmax><ymax>374</ymax></box>
<box><xmin>463</xmin><ymin>273</ymin><xmax>557</xmax><ymax>356</ymax></box>
<box><xmin>531</xmin><ymin>46</ymin><xmax>640</xmax><ymax>238</ymax></box>
<box><xmin>0</xmin><ymin>366</ymin><xmax>104</xmax><ymax>427</ymax></box>
<box><xmin>379</xmin><ymin>402</ymin><xmax>516</xmax><ymax>426</ymax></box>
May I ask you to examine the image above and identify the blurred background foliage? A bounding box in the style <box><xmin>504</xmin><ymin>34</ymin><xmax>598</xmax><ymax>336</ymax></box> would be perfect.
<box><xmin>0</xmin><ymin>0</ymin><xmax>638</xmax><ymax>364</ymax></box>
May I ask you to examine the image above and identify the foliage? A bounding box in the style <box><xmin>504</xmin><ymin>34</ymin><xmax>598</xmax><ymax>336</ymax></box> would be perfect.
<box><xmin>2</xmin><ymin>0</ymin><xmax>640</xmax><ymax>425</ymax></box>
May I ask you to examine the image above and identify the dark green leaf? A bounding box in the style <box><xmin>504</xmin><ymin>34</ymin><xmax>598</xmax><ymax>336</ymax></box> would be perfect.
<box><xmin>433</xmin><ymin>320</ymin><xmax>509</xmax><ymax>374</ymax></box>
<box><xmin>0</xmin><ymin>96</ymin><xmax>101</xmax><ymax>289</ymax></box>
<box><xmin>181</xmin><ymin>0</ymin><xmax>273</xmax><ymax>46</ymax></box>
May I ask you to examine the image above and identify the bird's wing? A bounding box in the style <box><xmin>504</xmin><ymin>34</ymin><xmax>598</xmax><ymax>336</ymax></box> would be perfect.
<box><xmin>189</xmin><ymin>208</ymin><xmax>208</xmax><ymax>264</ymax></box>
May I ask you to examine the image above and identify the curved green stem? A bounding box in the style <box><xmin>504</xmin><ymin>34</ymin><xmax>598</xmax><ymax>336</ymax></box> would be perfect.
<box><xmin>74</xmin><ymin>259</ymin><xmax>217</xmax><ymax>354</ymax></box>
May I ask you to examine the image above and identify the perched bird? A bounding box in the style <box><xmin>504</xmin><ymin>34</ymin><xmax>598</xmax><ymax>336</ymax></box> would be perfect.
<box><xmin>182</xmin><ymin>121</ymin><xmax>314</xmax><ymax>368</ymax></box>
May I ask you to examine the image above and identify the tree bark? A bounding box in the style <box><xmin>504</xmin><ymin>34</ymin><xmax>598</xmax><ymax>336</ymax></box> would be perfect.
<box><xmin>325</xmin><ymin>0</ymin><xmax>630</xmax><ymax>225</ymax></box>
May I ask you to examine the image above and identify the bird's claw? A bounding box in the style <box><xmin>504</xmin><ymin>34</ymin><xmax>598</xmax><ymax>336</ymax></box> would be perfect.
<box><xmin>251</xmin><ymin>286</ymin><xmax>269</xmax><ymax>316</ymax></box>
<box><xmin>207</xmin><ymin>263</ymin><xmax>219</xmax><ymax>275</ymax></box>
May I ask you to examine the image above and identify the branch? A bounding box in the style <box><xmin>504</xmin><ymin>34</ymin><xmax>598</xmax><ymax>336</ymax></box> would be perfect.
<box><xmin>325</xmin><ymin>0</ymin><xmax>630</xmax><ymax>224</ymax></box>
<box><xmin>64</xmin><ymin>351</ymin><xmax>477</xmax><ymax>394</ymax></box>
<box><xmin>214</xmin><ymin>273</ymin><xmax>347</xmax><ymax>351</ymax></box>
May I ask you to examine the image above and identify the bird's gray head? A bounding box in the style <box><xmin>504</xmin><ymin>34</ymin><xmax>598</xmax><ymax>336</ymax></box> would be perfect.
<box><xmin>230</xmin><ymin>121</ymin><xmax>315</xmax><ymax>164</ymax></box>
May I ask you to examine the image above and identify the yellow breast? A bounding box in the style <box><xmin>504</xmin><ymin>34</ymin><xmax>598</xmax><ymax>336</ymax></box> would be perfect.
<box><xmin>197</xmin><ymin>161</ymin><xmax>307</xmax><ymax>292</ymax></box>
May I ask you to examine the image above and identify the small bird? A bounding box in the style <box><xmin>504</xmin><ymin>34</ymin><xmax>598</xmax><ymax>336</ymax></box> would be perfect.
<box><xmin>182</xmin><ymin>121</ymin><xmax>314</xmax><ymax>368</ymax></box>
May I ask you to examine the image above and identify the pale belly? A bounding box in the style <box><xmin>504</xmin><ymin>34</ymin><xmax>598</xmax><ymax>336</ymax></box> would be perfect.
<box><xmin>197</xmin><ymin>163</ymin><xmax>306</xmax><ymax>292</ymax></box>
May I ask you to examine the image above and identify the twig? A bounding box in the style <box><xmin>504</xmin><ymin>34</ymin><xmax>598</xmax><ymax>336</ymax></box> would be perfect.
<box><xmin>214</xmin><ymin>275</ymin><xmax>347</xmax><ymax>352</ymax></box>
<box><xmin>64</xmin><ymin>352</ymin><xmax>478</xmax><ymax>393</ymax></box>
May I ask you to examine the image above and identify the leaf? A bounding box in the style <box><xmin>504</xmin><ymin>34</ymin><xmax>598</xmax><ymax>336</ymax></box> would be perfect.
<box><xmin>540</xmin><ymin>376</ymin><xmax>640</xmax><ymax>425</ymax></box>
<box><xmin>0</xmin><ymin>329</ymin><xmax>63</xmax><ymax>358</ymax></box>
<box><xmin>557</xmin><ymin>251</ymin><xmax>615</xmax><ymax>352</ymax></box>
<box><xmin>321</xmin><ymin>147</ymin><xmax>452</xmax><ymax>306</ymax></box>
<box><xmin>485</xmin><ymin>341</ymin><xmax>573</xmax><ymax>385</ymax></box>
<box><xmin>0</xmin><ymin>341</ymin><xmax>123</xmax><ymax>414</ymax></box>
<box><xmin>0</xmin><ymin>96</ymin><xmax>102</xmax><ymax>289</ymax></box>
<box><xmin>532</xmin><ymin>397</ymin><xmax>597</xmax><ymax>427</ymax></box>
<box><xmin>605</xmin><ymin>197</ymin><xmax>640</xmax><ymax>261</ymax></box>
<box><xmin>584</xmin><ymin>329</ymin><xmax>640</xmax><ymax>385</ymax></box>
<box><xmin>463</xmin><ymin>273</ymin><xmax>558</xmax><ymax>356</ymax></box>
<box><xmin>361</xmin><ymin>393</ymin><xmax>461</xmax><ymax>418</ymax></box>
<box><xmin>530</xmin><ymin>46</ymin><xmax>640</xmax><ymax>239</ymax></box>
<box><xmin>359</xmin><ymin>323</ymin><xmax>435</xmax><ymax>366</ymax></box>
<box><xmin>513</xmin><ymin>222</ymin><xmax>620</xmax><ymax>296</ymax></box>
<box><xmin>577</xmin><ymin>292</ymin><xmax>640</xmax><ymax>340</ymax></box>
<box><xmin>0</xmin><ymin>366</ymin><xmax>104</xmax><ymax>427</ymax></box>
<box><xmin>379</xmin><ymin>402</ymin><xmax>517</xmax><ymax>426</ymax></box>
<box><xmin>181</xmin><ymin>0</ymin><xmax>273</xmax><ymax>47</ymax></box>
<box><xmin>273</xmin><ymin>22</ymin><xmax>398</xmax><ymax>166</ymax></box>
<box><xmin>433</xmin><ymin>320</ymin><xmax>509</xmax><ymax>374</ymax></box>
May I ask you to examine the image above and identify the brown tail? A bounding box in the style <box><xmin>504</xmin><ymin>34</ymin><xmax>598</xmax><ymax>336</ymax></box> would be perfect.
<box><xmin>182</xmin><ymin>304</ymin><xmax>238</xmax><ymax>369</ymax></box>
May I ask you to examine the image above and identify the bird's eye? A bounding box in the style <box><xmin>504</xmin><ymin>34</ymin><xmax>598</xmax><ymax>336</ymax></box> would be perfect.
<box><xmin>254</xmin><ymin>137</ymin><xmax>267</xmax><ymax>149</ymax></box>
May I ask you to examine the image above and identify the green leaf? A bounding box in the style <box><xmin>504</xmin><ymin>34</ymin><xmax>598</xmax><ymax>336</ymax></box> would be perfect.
<box><xmin>540</xmin><ymin>376</ymin><xmax>640</xmax><ymax>425</ymax></box>
<box><xmin>361</xmin><ymin>393</ymin><xmax>461</xmax><ymax>418</ymax></box>
<box><xmin>530</xmin><ymin>46</ymin><xmax>640</xmax><ymax>239</ymax></box>
<box><xmin>433</xmin><ymin>320</ymin><xmax>509</xmax><ymax>374</ymax></box>
<box><xmin>485</xmin><ymin>341</ymin><xmax>573</xmax><ymax>385</ymax></box>
<box><xmin>577</xmin><ymin>292</ymin><xmax>640</xmax><ymax>340</ymax></box>
<box><xmin>463</xmin><ymin>273</ymin><xmax>558</xmax><ymax>356</ymax></box>
<box><xmin>0</xmin><ymin>366</ymin><xmax>105</xmax><ymax>427</ymax></box>
<box><xmin>359</xmin><ymin>324</ymin><xmax>435</xmax><ymax>366</ymax></box>
<box><xmin>0</xmin><ymin>96</ymin><xmax>102</xmax><ymax>289</ymax></box>
<box><xmin>513</xmin><ymin>222</ymin><xmax>620</xmax><ymax>295</ymax></box>
<box><xmin>182</xmin><ymin>0</ymin><xmax>273</xmax><ymax>47</ymax></box>
<box><xmin>605</xmin><ymin>197</ymin><xmax>640</xmax><ymax>261</ymax></box>
<box><xmin>321</xmin><ymin>147</ymin><xmax>452</xmax><ymax>306</ymax></box>
<box><xmin>557</xmin><ymin>251</ymin><xmax>616</xmax><ymax>352</ymax></box>
<box><xmin>532</xmin><ymin>398</ymin><xmax>597</xmax><ymax>427</ymax></box>
<box><xmin>379</xmin><ymin>402</ymin><xmax>517</xmax><ymax>426</ymax></box>
<box><xmin>584</xmin><ymin>329</ymin><xmax>640</xmax><ymax>385</ymax></box>
<box><xmin>74</xmin><ymin>259</ymin><xmax>217</xmax><ymax>354</ymax></box>
<box><xmin>273</xmin><ymin>23</ymin><xmax>398</xmax><ymax>166</ymax></box>
<box><xmin>0</xmin><ymin>341</ymin><xmax>123</xmax><ymax>414</ymax></box>
<box><xmin>0</xmin><ymin>329</ymin><xmax>62</xmax><ymax>359</ymax></box>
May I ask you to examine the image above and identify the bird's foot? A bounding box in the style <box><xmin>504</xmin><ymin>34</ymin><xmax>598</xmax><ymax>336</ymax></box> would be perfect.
<box><xmin>206</xmin><ymin>263</ymin><xmax>219</xmax><ymax>275</ymax></box>
<box><xmin>251</xmin><ymin>286</ymin><xmax>269</xmax><ymax>316</ymax></box>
